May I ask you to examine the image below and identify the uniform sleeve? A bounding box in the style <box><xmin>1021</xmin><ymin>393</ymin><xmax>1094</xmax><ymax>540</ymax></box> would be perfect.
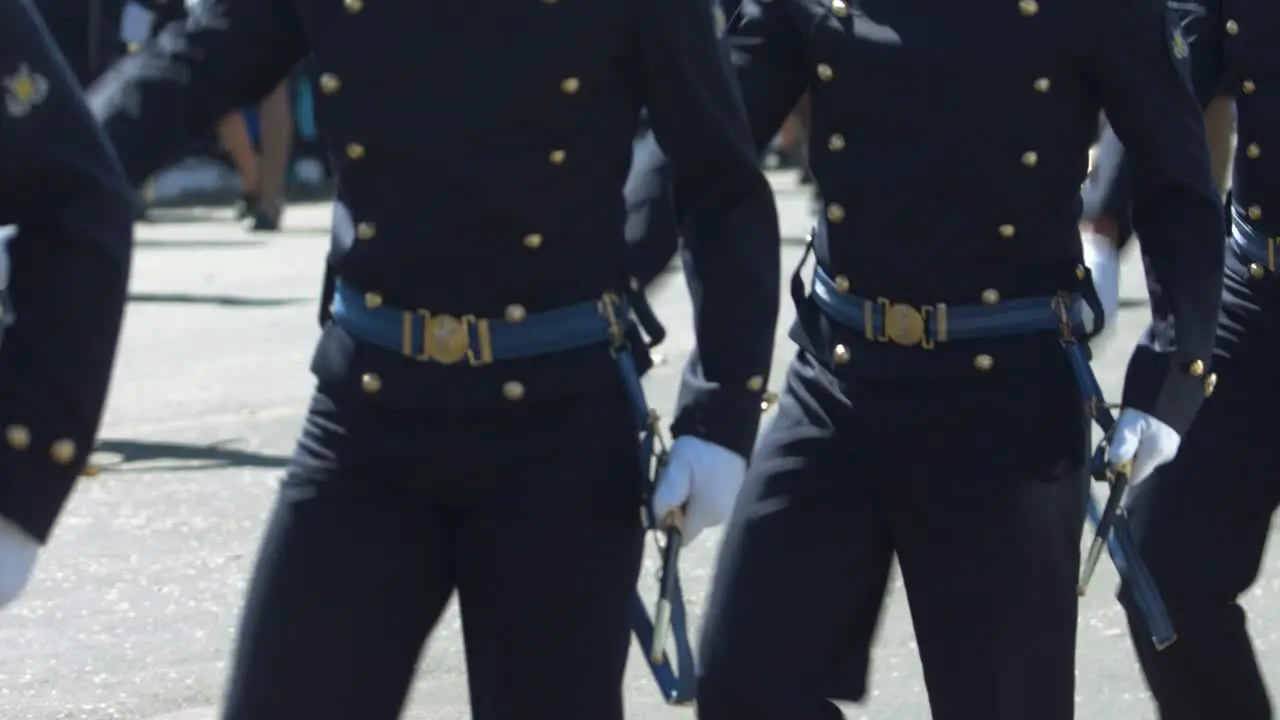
<box><xmin>0</xmin><ymin>0</ymin><xmax>135</xmax><ymax>542</ymax></box>
<box><xmin>634</xmin><ymin>0</ymin><xmax>784</xmax><ymax>459</ymax></box>
<box><xmin>1089</xmin><ymin>0</ymin><xmax>1225</xmax><ymax>435</ymax></box>
<box><xmin>85</xmin><ymin>0</ymin><xmax>306</xmax><ymax>185</ymax></box>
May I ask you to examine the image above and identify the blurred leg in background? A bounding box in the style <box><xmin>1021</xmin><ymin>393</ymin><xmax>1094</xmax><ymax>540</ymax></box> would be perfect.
<box><xmin>252</xmin><ymin>80</ymin><xmax>295</xmax><ymax>231</ymax></box>
<box><xmin>216</xmin><ymin>111</ymin><xmax>260</xmax><ymax>217</ymax></box>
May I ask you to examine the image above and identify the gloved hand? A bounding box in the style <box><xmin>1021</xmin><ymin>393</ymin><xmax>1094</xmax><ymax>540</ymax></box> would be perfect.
<box><xmin>1081</xmin><ymin>231</ymin><xmax>1120</xmax><ymax>336</ymax></box>
<box><xmin>0</xmin><ymin>515</ymin><xmax>39</xmax><ymax>610</ymax></box>
<box><xmin>1106</xmin><ymin>408</ymin><xmax>1181</xmax><ymax>495</ymax></box>
<box><xmin>651</xmin><ymin>436</ymin><xmax>746</xmax><ymax>546</ymax></box>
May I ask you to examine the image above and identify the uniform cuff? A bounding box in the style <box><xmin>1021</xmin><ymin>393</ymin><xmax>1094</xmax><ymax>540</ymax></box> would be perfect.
<box><xmin>670</xmin><ymin>368</ymin><xmax>771</xmax><ymax>460</ymax></box>
<box><xmin>0</xmin><ymin>420</ymin><xmax>86</xmax><ymax>543</ymax></box>
<box><xmin>1121</xmin><ymin>345</ymin><xmax>1215</xmax><ymax>436</ymax></box>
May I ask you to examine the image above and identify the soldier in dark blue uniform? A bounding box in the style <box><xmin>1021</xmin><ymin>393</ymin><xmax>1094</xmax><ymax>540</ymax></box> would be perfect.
<box><xmin>0</xmin><ymin>0</ymin><xmax>134</xmax><ymax>609</ymax></box>
<box><xmin>1083</xmin><ymin>1</ymin><xmax>1280</xmax><ymax>717</ymax></box>
<box><xmin>627</xmin><ymin>0</ymin><xmax>1225</xmax><ymax>717</ymax></box>
<box><xmin>84</xmin><ymin>0</ymin><xmax>780</xmax><ymax>716</ymax></box>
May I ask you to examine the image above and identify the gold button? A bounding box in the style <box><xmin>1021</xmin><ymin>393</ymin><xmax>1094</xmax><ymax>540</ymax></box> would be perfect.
<box><xmin>981</xmin><ymin>288</ymin><xmax>1000</xmax><ymax>305</ymax></box>
<box><xmin>523</xmin><ymin>233</ymin><xmax>543</xmax><ymax>249</ymax></box>
<box><xmin>1226</xmin><ymin>19</ymin><xmax>1239</xmax><ymax>35</ymax></box>
<box><xmin>746</xmin><ymin>375</ymin><xmax>765</xmax><ymax>392</ymax></box>
<box><xmin>761</xmin><ymin>391</ymin><xmax>780</xmax><ymax>411</ymax></box>
<box><xmin>346</xmin><ymin>143</ymin><xmax>365</xmax><ymax>160</ymax></box>
<box><xmin>973</xmin><ymin>354</ymin><xmax>994</xmax><ymax>371</ymax></box>
<box><xmin>1249</xmin><ymin>205</ymin><xmax>1263</xmax><ymax>220</ymax></box>
<box><xmin>1075</xmin><ymin>264</ymin><xmax>1087</xmax><ymax>280</ymax></box>
<box><xmin>831</xmin><ymin>0</ymin><xmax>848</xmax><ymax>16</ymax></box>
<box><xmin>356</xmin><ymin>222</ymin><xmax>376</xmax><ymax>240</ymax></box>
<box><xmin>1018</xmin><ymin>0</ymin><xmax>1038</xmax><ymax>16</ymax></box>
<box><xmin>816</xmin><ymin>63</ymin><xmax>834</xmax><ymax>82</ymax></box>
<box><xmin>560</xmin><ymin>77</ymin><xmax>580</xmax><ymax>94</ymax></box>
<box><xmin>318</xmin><ymin>73</ymin><xmax>341</xmax><ymax>94</ymax></box>
<box><xmin>343</xmin><ymin>0</ymin><xmax>363</xmax><ymax>12</ymax></box>
<box><xmin>826</xmin><ymin>202</ymin><xmax>845</xmax><ymax>223</ymax></box>
<box><xmin>1242</xmin><ymin>79</ymin><xmax>1256</xmax><ymax>94</ymax></box>
<box><xmin>832</xmin><ymin>343</ymin><xmax>851</xmax><ymax>364</ymax></box>
<box><xmin>50</xmin><ymin>438</ymin><xmax>76</xmax><ymax>465</ymax></box>
<box><xmin>361</xmin><ymin>372</ymin><xmax>382</xmax><ymax>393</ymax></box>
<box><xmin>504</xmin><ymin>304</ymin><xmax>527</xmax><ymax>323</ymax></box>
<box><xmin>549</xmin><ymin>149</ymin><xmax>567</xmax><ymax>165</ymax></box>
<box><xmin>502</xmin><ymin>381</ymin><xmax>526</xmax><ymax>401</ymax></box>
<box><xmin>1188</xmin><ymin>359</ymin><xmax>1205</xmax><ymax>377</ymax></box>
<box><xmin>364</xmin><ymin>292</ymin><xmax>382</xmax><ymax>309</ymax></box>
<box><xmin>5</xmin><ymin>424</ymin><xmax>30</xmax><ymax>450</ymax></box>
<box><xmin>1249</xmin><ymin>262</ymin><xmax>1266</xmax><ymax>279</ymax></box>
<box><xmin>1247</xmin><ymin>143</ymin><xmax>1261</xmax><ymax>159</ymax></box>
<box><xmin>1021</xmin><ymin>151</ymin><xmax>1038</xmax><ymax>167</ymax></box>
<box><xmin>827</xmin><ymin>133</ymin><xmax>845</xmax><ymax>151</ymax></box>
<box><xmin>1204</xmin><ymin>372</ymin><xmax>1218</xmax><ymax>397</ymax></box>
<box><xmin>1033</xmin><ymin>77</ymin><xmax>1051</xmax><ymax>92</ymax></box>
<box><xmin>833</xmin><ymin>274</ymin><xmax>851</xmax><ymax>293</ymax></box>
<box><xmin>998</xmin><ymin>224</ymin><xmax>1016</xmax><ymax>238</ymax></box>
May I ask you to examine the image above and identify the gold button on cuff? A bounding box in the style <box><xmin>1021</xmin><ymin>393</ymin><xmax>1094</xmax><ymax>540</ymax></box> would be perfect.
<box><xmin>1018</xmin><ymin>0</ymin><xmax>1038</xmax><ymax>16</ymax></box>
<box><xmin>816</xmin><ymin>63</ymin><xmax>834</xmax><ymax>82</ymax></box>
<box><xmin>1226</xmin><ymin>19</ymin><xmax>1239</xmax><ymax>35</ymax></box>
<box><xmin>319</xmin><ymin>73</ymin><xmax>341</xmax><ymax>94</ymax></box>
<box><xmin>50</xmin><ymin>438</ymin><xmax>76</xmax><ymax>465</ymax></box>
<box><xmin>364</xmin><ymin>292</ymin><xmax>382</xmax><ymax>309</ymax></box>
<box><xmin>998</xmin><ymin>224</ymin><xmax>1016</xmax><ymax>238</ymax></box>
<box><xmin>981</xmin><ymin>288</ymin><xmax>1000</xmax><ymax>305</ymax></box>
<box><xmin>522</xmin><ymin>233</ymin><xmax>543</xmax><ymax>249</ymax></box>
<box><xmin>346</xmin><ymin>143</ymin><xmax>365</xmax><ymax>160</ymax></box>
<box><xmin>1021</xmin><ymin>151</ymin><xmax>1038</xmax><ymax>167</ymax></box>
<box><xmin>1249</xmin><ymin>262</ymin><xmax>1266</xmax><ymax>279</ymax></box>
<box><xmin>361</xmin><ymin>372</ymin><xmax>382</xmax><ymax>393</ymax></box>
<box><xmin>761</xmin><ymin>391</ymin><xmax>780</xmax><ymax>411</ymax></box>
<box><xmin>343</xmin><ymin>0</ymin><xmax>363</xmax><ymax>12</ymax></box>
<box><xmin>502</xmin><ymin>381</ymin><xmax>526</xmax><ymax>401</ymax></box>
<box><xmin>549</xmin><ymin>149</ymin><xmax>567</xmax><ymax>165</ymax></box>
<box><xmin>973</xmin><ymin>354</ymin><xmax>994</xmax><ymax>371</ymax></box>
<box><xmin>1204</xmin><ymin>373</ymin><xmax>1218</xmax><ymax>397</ymax></box>
<box><xmin>1075</xmin><ymin>264</ymin><xmax>1087</xmax><ymax>280</ymax></box>
<box><xmin>5</xmin><ymin>424</ymin><xmax>30</xmax><ymax>450</ymax></box>
<box><xmin>833</xmin><ymin>274</ymin><xmax>851</xmax><ymax>293</ymax></box>
<box><xmin>1249</xmin><ymin>205</ymin><xmax>1263</xmax><ymax>220</ymax></box>
<box><xmin>826</xmin><ymin>203</ymin><xmax>845</xmax><ymax>222</ymax></box>
<box><xmin>356</xmin><ymin>222</ymin><xmax>376</xmax><ymax>240</ymax></box>
<box><xmin>560</xmin><ymin>77</ymin><xmax>580</xmax><ymax>94</ymax></box>
<box><xmin>831</xmin><ymin>0</ymin><xmax>848</xmax><ymax>16</ymax></box>
<box><xmin>746</xmin><ymin>375</ymin><xmax>765</xmax><ymax>392</ymax></box>
<box><xmin>1033</xmin><ymin>77</ymin><xmax>1051</xmax><ymax>92</ymax></box>
<box><xmin>833</xmin><ymin>343</ymin><xmax>851</xmax><ymax>364</ymax></box>
<box><xmin>827</xmin><ymin>133</ymin><xmax>845</xmax><ymax>151</ymax></box>
<box><xmin>1247</xmin><ymin>143</ymin><xmax>1261</xmax><ymax>159</ymax></box>
<box><xmin>504</xmin><ymin>304</ymin><xmax>527</xmax><ymax>323</ymax></box>
<box><xmin>1188</xmin><ymin>359</ymin><xmax>1205</xmax><ymax>376</ymax></box>
<box><xmin>1242</xmin><ymin>79</ymin><xmax>1256</xmax><ymax>94</ymax></box>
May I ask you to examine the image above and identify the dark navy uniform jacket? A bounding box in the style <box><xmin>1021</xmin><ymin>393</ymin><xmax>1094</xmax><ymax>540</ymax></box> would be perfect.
<box><xmin>0</xmin><ymin>0</ymin><xmax>135</xmax><ymax>541</ymax></box>
<box><xmin>1087</xmin><ymin>0</ymin><xmax>1280</xmax><ymax>373</ymax></box>
<box><xmin>631</xmin><ymin>0</ymin><xmax>1224</xmax><ymax>436</ymax></box>
<box><xmin>87</xmin><ymin>0</ymin><xmax>780</xmax><ymax>458</ymax></box>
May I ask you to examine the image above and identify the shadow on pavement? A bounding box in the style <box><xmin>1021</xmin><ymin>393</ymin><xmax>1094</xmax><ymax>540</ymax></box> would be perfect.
<box><xmin>90</xmin><ymin>439</ymin><xmax>291</xmax><ymax>473</ymax></box>
<box><xmin>135</xmin><ymin>239</ymin><xmax>268</xmax><ymax>250</ymax></box>
<box><xmin>128</xmin><ymin>293</ymin><xmax>309</xmax><ymax>307</ymax></box>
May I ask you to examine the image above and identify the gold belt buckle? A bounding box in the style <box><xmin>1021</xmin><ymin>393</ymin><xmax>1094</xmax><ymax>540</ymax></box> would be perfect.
<box><xmin>401</xmin><ymin>310</ymin><xmax>494</xmax><ymax>366</ymax></box>
<box><xmin>867</xmin><ymin>297</ymin><xmax>944</xmax><ymax>349</ymax></box>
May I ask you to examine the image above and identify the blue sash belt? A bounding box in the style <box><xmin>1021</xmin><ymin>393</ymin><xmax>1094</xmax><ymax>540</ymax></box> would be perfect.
<box><xmin>1228</xmin><ymin>203</ymin><xmax>1279</xmax><ymax>276</ymax></box>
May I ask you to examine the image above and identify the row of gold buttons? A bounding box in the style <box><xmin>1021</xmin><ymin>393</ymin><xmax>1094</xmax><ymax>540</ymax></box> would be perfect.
<box><xmin>5</xmin><ymin>425</ymin><xmax>77</xmax><ymax>465</ymax></box>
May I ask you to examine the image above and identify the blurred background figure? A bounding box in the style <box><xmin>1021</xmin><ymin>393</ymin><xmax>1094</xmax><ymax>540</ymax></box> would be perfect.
<box><xmin>222</xmin><ymin>79</ymin><xmax>294</xmax><ymax>231</ymax></box>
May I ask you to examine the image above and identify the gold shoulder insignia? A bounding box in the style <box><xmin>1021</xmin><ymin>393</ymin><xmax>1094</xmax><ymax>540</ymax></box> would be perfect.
<box><xmin>713</xmin><ymin>3</ymin><xmax>727</xmax><ymax>37</ymax></box>
<box><xmin>4</xmin><ymin>64</ymin><xmax>50</xmax><ymax>118</ymax></box>
<box><xmin>1171</xmin><ymin>29</ymin><xmax>1188</xmax><ymax>59</ymax></box>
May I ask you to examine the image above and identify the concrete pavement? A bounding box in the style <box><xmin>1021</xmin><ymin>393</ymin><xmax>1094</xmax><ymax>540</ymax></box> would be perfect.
<box><xmin>0</xmin><ymin>175</ymin><xmax>1273</xmax><ymax>719</ymax></box>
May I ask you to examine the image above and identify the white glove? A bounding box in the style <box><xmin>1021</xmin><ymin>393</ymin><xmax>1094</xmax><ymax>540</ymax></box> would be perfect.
<box><xmin>1081</xmin><ymin>231</ymin><xmax>1120</xmax><ymax>336</ymax></box>
<box><xmin>0</xmin><ymin>515</ymin><xmax>39</xmax><ymax>609</ymax></box>
<box><xmin>1107</xmin><ymin>408</ymin><xmax>1181</xmax><ymax>495</ymax></box>
<box><xmin>651</xmin><ymin>436</ymin><xmax>746</xmax><ymax>546</ymax></box>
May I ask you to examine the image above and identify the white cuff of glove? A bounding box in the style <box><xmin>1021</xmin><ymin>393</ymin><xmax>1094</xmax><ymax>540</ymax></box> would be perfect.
<box><xmin>1081</xmin><ymin>231</ymin><xmax>1120</xmax><ymax>336</ymax></box>
<box><xmin>651</xmin><ymin>436</ymin><xmax>747</xmax><ymax>547</ymax></box>
<box><xmin>1107</xmin><ymin>408</ymin><xmax>1181</xmax><ymax>491</ymax></box>
<box><xmin>0</xmin><ymin>515</ymin><xmax>39</xmax><ymax>609</ymax></box>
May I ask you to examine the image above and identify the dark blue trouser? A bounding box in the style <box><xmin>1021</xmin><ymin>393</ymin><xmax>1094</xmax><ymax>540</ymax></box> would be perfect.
<box><xmin>221</xmin><ymin>382</ymin><xmax>644</xmax><ymax>719</ymax></box>
<box><xmin>1122</xmin><ymin>358</ymin><xmax>1279</xmax><ymax>720</ymax></box>
<box><xmin>698</xmin><ymin>349</ymin><xmax>1088</xmax><ymax>720</ymax></box>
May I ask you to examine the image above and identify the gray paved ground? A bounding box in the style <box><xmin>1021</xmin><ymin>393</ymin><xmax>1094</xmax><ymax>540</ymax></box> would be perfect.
<box><xmin>0</xmin><ymin>173</ymin><xmax>1275</xmax><ymax>719</ymax></box>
